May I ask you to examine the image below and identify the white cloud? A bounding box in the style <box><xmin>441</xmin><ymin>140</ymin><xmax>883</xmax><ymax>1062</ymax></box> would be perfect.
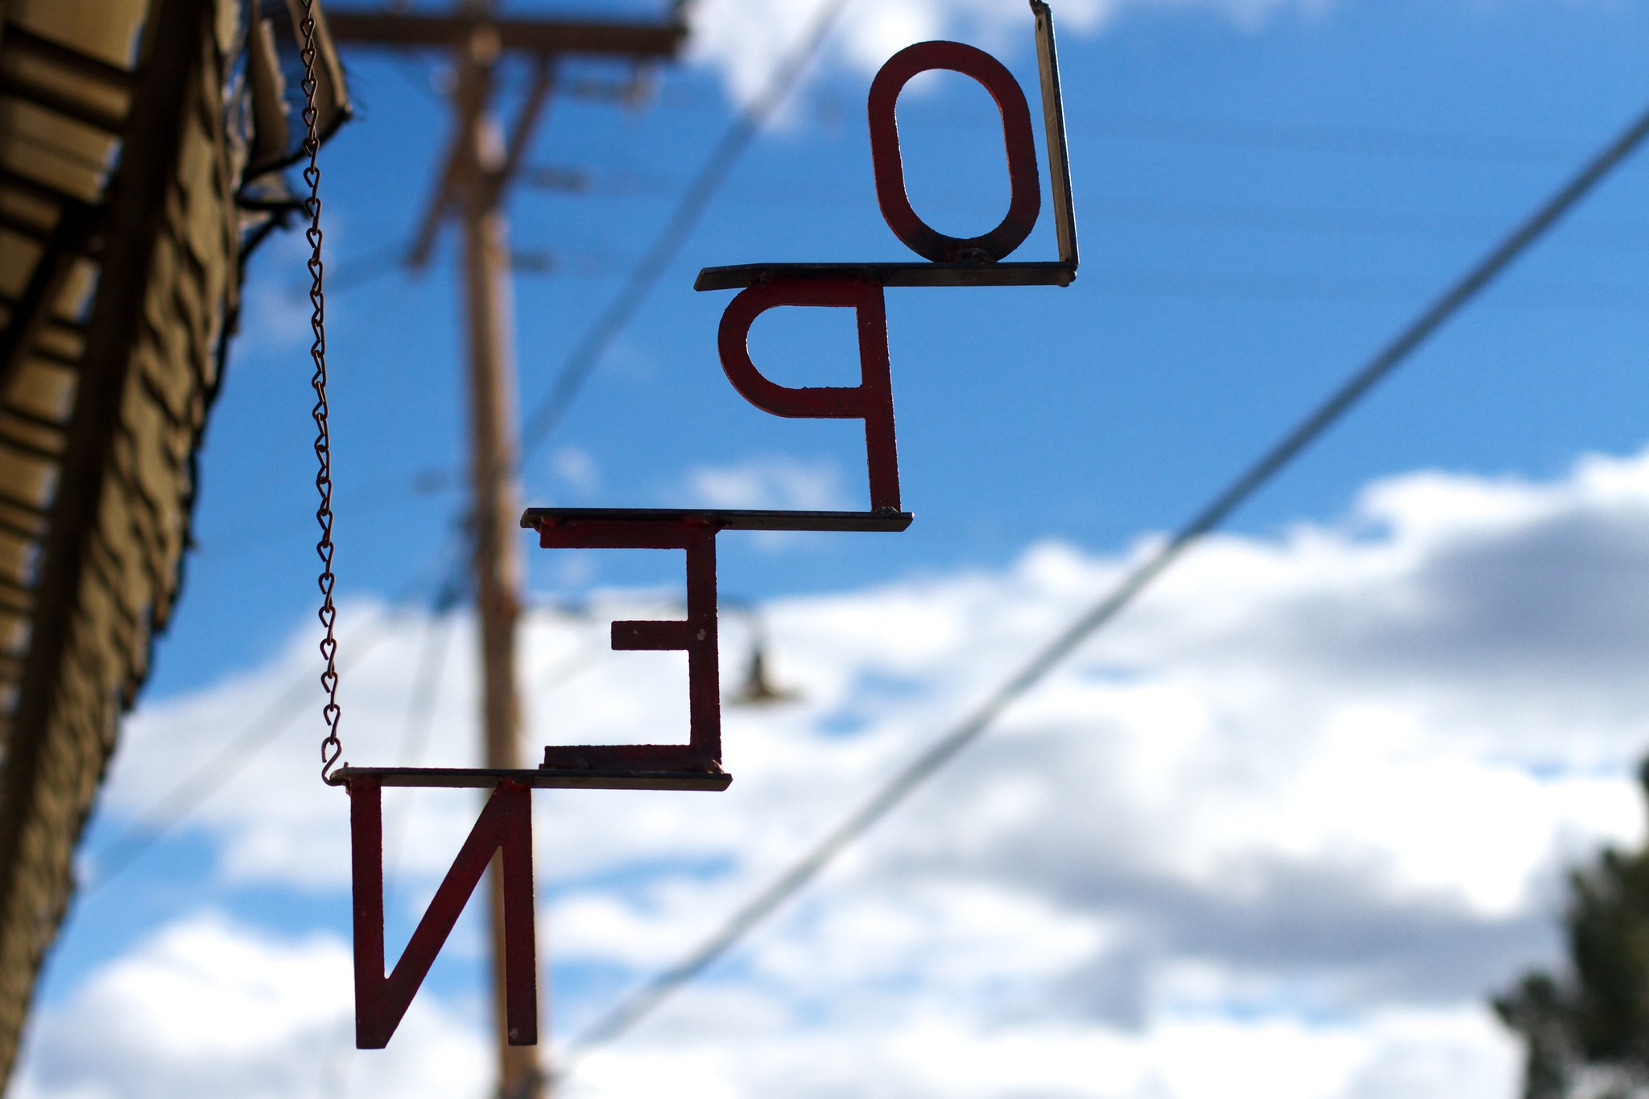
<box><xmin>687</xmin><ymin>0</ymin><xmax>1330</xmax><ymax>104</ymax></box>
<box><xmin>683</xmin><ymin>454</ymin><xmax>852</xmax><ymax>548</ymax></box>
<box><xmin>13</xmin><ymin>915</ymin><xmax>487</xmax><ymax>1099</ymax></box>
<box><xmin>685</xmin><ymin>454</ymin><xmax>849</xmax><ymax>511</ymax></box>
<box><xmin>558</xmin><ymin>1006</ymin><xmax>1515</xmax><ymax>1099</ymax></box>
<box><xmin>550</xmin><ymin>446</ymin><xmax>601</xmax><ymax>496</ymax></box>
<box><xmin>53</xmin><ymin>446</ymin><xmax>1649</xmax><ymax>1097</ymax></box>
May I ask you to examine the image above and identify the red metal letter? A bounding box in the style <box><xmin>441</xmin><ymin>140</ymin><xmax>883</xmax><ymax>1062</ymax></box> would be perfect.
<box><xmin>717</xmin><ymin>277</ymin><xmax>900</xmax><ymax>513</ymax></box>
<box><xmin>351</xmin><ymin>778</ymin><xmax>536</xmax><ymax>1049</ymax></box>
<box><xmin>867</xmin><ymin>40</ymin><xmax>1041</xmax><ymax>263</ymax></box>
<box><xmin>536</xmin><ymin>518</ymin><xmax>723</xmax><ymax>773</ymax></box>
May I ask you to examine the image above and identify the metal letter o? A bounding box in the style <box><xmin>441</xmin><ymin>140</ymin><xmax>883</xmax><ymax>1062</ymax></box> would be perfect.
<box><xmin>867</xmin><ymin>40</ymin><xmax>1041</xmax><ymax>263</ymax></box>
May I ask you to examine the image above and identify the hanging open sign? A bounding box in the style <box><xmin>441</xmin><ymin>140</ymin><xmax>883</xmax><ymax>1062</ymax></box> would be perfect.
<box><xmin>338</xmin><ymin>0</ymin><xmax>1077</xmax><ymax>1050</ymax></box>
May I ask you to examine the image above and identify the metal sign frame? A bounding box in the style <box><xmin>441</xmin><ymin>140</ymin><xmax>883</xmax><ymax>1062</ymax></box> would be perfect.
<box><xmin>341</xmin><ymin>2</ymin><xmax>1078</xmax><ymax>1048</ymax></box>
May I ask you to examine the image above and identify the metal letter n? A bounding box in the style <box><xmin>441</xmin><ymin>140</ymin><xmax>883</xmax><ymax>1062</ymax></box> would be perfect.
<box><xmin>717</xmin><ymin>276</ymin><xmax>901</xmax><ymax>513</ymax></box>
<box><xmin>350</xmin><ymin>777</ymin><xmax>536</xmax><ymax>1049</ymax></box>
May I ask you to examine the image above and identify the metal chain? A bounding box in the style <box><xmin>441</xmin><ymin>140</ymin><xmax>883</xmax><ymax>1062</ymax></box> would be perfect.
<box><xmin>297</xmin><ymin>0</ymin><xmax>344</xmax><ymax>785</ymax></box>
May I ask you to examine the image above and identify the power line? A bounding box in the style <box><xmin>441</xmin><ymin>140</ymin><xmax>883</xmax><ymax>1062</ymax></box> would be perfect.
<box><xmin>515</xmin><ymin>0</ymin><xmax>856</xmax><ymax>467</ymax></box>
<box><xmin>82</xmin><ymin>611</ymin><xmax>399</xmax><ymax>894</ymax></box>
<box><xmin>654</xmin><ymin>82</ymin><xmax>1599</xmax><ymax>165</ymax></box>
<box><xmin>379</xmin><ymin>602</ymin><xmax>458</xmax><ymax>925</ymax></box>
<box><xmin>76</xmin><ymin>535</ymin><xmax>620</xmax><ymax>900</ymax></box>
<box><xmin>81</xmin><ymin>543</ymin><xmax>468</xmax><ymax>895</ymax></box>
<box><xmin>556</xmin><ymin>93</ymin><xmax>1649</xmax><ymax>1068</ymax></box>
<box><xmin>320</xmin><ymin>240</ymin><xmax>411</xmax><ymax>294</ymax></box>
<box><xmin>1082</xmin><ymin>270</ymin><xmax>1649</xmax><ymax>309</ymax></box>
<box><xmin>915</xmin><ymin>105</ymin><xmax>1591</xmax><ymax>166</ymax></box>
<box><xmin>713</xmin><ymin>179</ymin><xmax>1649</xmax><ymax>251</ymax></box>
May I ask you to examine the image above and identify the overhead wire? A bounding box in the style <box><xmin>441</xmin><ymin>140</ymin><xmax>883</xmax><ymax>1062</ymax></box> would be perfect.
<box><xmin>713</xmin><ymin>179</ymin><xmax>1649</xmax><ymax>251</ymax></box>
<box><xmin>319</xmin><ymin>241</ymin><xmax>413</xmax><ymax>295</ymax></box>
<box><xmin>76</xmin><ymin>536</ymin><xmax>626</xmax><ymax>899</ymax></box>
<box><xmin>916</xmin><ymin>105</ymin><xmax>1591</xmax><ymax>165</ymax></box>
<box><xmin>653</xmin><ymin>83</ymin><xmax>1591</xmax><ymax>165</ymax></box>
<box><xmin>82</xmin><ymin>609</ymin><xmax>398</xmax><ymax>894</ymax></box>
<box><xmin>554</xmin><ymin>93</ymin><xmax>1649</xmax><ymax>1069</ymax></box>
<box><xmin>81</xmin><ymin>538</ymin><xmax>470</xmax><ymax>896</ymax></box>
<box><xmin>1080</xmin><ymin>270</ymin><xmax>1649</xmax><ymax>309</ymax></box>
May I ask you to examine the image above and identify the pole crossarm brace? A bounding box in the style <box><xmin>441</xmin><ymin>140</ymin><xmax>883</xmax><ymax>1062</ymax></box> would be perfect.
<box><xmin>407</xmin><ymin>53</ymin><xmax>557</xmax><ymax>270</ymax></box>
<box><xmin>405</xmin><ymin>25</ymin><xmax>499</xmax><ymax>271</ymax></box>
<box><xmin>324</xmin><ymin>12</ymin><xmax>685</xmax><ymax>58</ymax></box>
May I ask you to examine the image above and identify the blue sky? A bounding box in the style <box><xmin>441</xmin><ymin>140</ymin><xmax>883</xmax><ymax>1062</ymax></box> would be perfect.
<box><xmin>15</xmin><ymin>1</ymin><xmax>1649</xmax><ymax>1097</ymax></box>
<box><xmin>149</xmin><ymin>0</ymin><xmax>1649</xmax><ymax>691</ymax></box>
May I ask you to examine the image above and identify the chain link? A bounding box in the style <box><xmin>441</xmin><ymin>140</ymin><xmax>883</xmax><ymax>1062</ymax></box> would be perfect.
<box><xmin>297</xmin><ymin>0</ymin><xmax>345</xmax><ymax>785</ymax></box>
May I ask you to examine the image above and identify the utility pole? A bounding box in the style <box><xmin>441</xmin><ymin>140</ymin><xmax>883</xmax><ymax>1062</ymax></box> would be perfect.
<box><xmin>457</xmin><ymin>19</ymin><xmax>536</xmax><ymax>1097</ymax></box>
<box><xmin>326</xmin><ymin>8</ymin><xmax>687</xmax><ymax>1097</ymax></box>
